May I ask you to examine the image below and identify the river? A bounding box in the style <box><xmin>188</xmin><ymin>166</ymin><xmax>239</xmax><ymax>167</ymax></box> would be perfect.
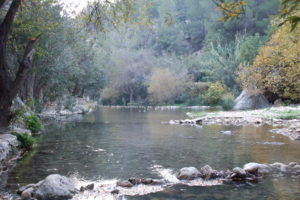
<box><xmin>5</xmin><ymin>108</ymin><xmax>300</xmax><ymax>199</ymax></box>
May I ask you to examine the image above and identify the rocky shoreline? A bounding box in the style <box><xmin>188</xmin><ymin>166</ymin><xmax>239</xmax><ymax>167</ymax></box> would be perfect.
<box><xmin>169</xmin><ymin>107</ymin><xmax>300</xmax><ymax>141</ymax></box>
<box><xmin>0</xmin><ymin>98</ymin><xmax>99</xmax><ymax>200</ymax></box>
<box><xmin>0</xmin><ymin>134</ymin><xmax>26</xmax><ymax>190</ymax></box>
<box><xmin>100</xmin><ymin>105</ymin><xmax>219</xmax><ymax>111</ymax></box>
<box><xmin>39</xmin><ymin>98</ymin><xmax>97</xmax><ymax>122</ymax></box>
<box><xmin>12</xmin><ymin>161</ymin><xmax>300</xmax><ymax>200</ymax></box>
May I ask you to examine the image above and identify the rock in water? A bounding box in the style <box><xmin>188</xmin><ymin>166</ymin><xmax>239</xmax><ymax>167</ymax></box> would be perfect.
<box><xmin>177</xmin><ymin>167</ymin><xmax>201</xmax><ymax>180</ymax></box>
<box><xmin>116</xmin><ymin>181</ymin><xmax>134</xmax><ymax>188</ymax></box>
<box><xmin>230</xmin><ymin>167</ymin><xmax>247</xmax><ymax>180</ymax></box>
<box><xmin>233</xmin><ymin>90</ymin><xmax>269</xmax><ymax>110</ymax></box>
<box><xmin>243</xmin><ymin>162</ymin><xmax>272</xmax><ymax>175</ymax></box>
<box><xmin>34</xmin><ymin>174</ymin><xmax>77</xmax><ymax>200</ymax></box>
<box><xmin>200</xmin><ymin>165</ymin><xmax>217</xmax><ymax>179</ymax></box>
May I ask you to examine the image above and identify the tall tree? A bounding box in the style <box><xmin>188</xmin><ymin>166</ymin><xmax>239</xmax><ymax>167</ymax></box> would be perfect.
<box><xmin>0</xmin><ymin>0</ymin><xmax>38</xmax><ymax>127</ymax></box>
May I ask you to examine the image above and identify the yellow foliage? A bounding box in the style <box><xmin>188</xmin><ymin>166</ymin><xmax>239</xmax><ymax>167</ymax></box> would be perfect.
<box><xmin>238</xmin><ymin>23</ymin><xmax>300</xmax><ymax>101</ymax></box>
<box><xmin>215</xmin><ymin>0</ymin><xmax>246</xmax><ymax>21</ymax></box>
<box><xmin>148</xmin><ymin>68</ymin><xmax>186</xmax><ymax>104</ymax></box>
<box><xmin>203</xmin><ymin>82</ymin><xmax>225</xmax><ymax>105</ymax></box>
<box><xmin>101</xmin><ymin>87</ymin><xmax>119</xmax><ymax>104</ymax></box>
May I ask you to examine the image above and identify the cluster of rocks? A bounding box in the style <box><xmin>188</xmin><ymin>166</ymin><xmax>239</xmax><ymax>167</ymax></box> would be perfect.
<box><xmin>170</xmin><ymin>115</ymin><xmax>300</xmax><ymax>141</ymax></box>
<box><xmin>16</xmin><ymin>162</ymin><xmax>300</xmax><ymax>200</ymax></box>
<box><xmin>176</xmin><ymin>162</ymin><xmax>300</xmax><ymax>183</ymax></box>
<box><xmin>170</xmin><ymin>116</ymin><xmax>278</xmax><ymax>127</ymax></box>
<box><xmin>40</xmin><ymin>98</ymin><xmax>97</xmax><ymax>121</ymax></box>
<box><xmin>17</xmin><ymin>174</ymin><xmax>78</xmax><ymax>200</ymax></box>
<box><xmin>271</xmin><ymin>123</ymin><xmax>300</xmax><ymax>141</ymax></box>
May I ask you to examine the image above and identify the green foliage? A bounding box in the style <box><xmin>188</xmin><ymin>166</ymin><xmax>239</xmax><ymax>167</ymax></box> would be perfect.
<box><xmin>191</xmin><ymin>111</ymin><xmax>207</xmax><ymax>118</ymax></box>
<box><xmin>221</xmin><ymin>93</ymin><xmax>235</xmax><ymax>110</ymax></box>
<box><xmin>17</xmin><ymin>133</ymin><xmax>36</xmax><ymax>150</ymax></box>
<box><xmin>185</xmin><ymin>35</ymin><xmax>244</xmax><ymax>94</ymax></box>
<box><xmin>25</xmin><ymin>114</ymin><xmax>43</xmax><ymax>134</ymax></box>
<box><xmin>1</xmin><ymin>0</ymin><xmax>284</xmax><ymax>110</ymax></box>
<box><xmin>275</xmin><ymin>110</ymin><xmax>300</xmax><ymax>120</ymax></box>
<box><xmin>203</xmin><ymin>82</ymin><xmax>225</xmax><ymax>105</ymax></box>
<box><xmin>101</xmin><ymin>87</ymin><xmax>120</xmax><ymax>105</ymax></box>
<box><xmin>238</xmin><ymin>33</ymin><xmax>269</xmax><ymax>64</ymax></box>
<box><xmin>10</xmin><ymin>106</ymin><xmax>26</xmax><ymax>125</ymax></box>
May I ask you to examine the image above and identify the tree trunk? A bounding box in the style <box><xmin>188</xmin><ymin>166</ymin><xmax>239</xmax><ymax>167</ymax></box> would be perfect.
<box><xmin>0</xmin><ymin>97</ymin><xmax>12</xmax><ymax>127</ymax></box>
<box><xmin>20</xmin><ymin>72</ymin><xmax>35</xmax><ymax>101</ymax></box>
<box><xmin>129</xmin><ymin>89</ymin><xmax>134</xmax><ymax>103</ymax></box>
<box><xmin>0</xmin><ymin>0</ymin><xmax>37</xmax><ymax>127</ymax></box>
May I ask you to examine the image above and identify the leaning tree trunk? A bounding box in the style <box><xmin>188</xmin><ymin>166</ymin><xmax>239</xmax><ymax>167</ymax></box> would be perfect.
<box><xmin>0</xmin><ymin>97</ymin><xmax>12</xmax><ymax>127</ymax></box>
<box><xmin>0</xmin><ymin>0</ymin><xmax>37</xmax><ymax>127</ymax></box>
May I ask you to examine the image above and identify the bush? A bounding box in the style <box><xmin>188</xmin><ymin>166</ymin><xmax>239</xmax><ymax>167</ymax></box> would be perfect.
<box><xmin>17</xmin><ymin>133</ymin><xmax>36</xmax><ymax>150</ymax></box>
<box><xmin>221</xmin><ymin>93</ymin><xmax>235</xmax><ymax>110</ymax></box>
<box><xmin>148</xmin><ymin>68</ymin><xmax>186</xmax><ymax>104</ymax></box>
<box><xmin>101</xmin><ymin>87</ymin><xmax>120</xmax><ymax>105</ymax></box>
<box><xmin>203</xmin><ymin>82</ymin><xmax>225</xmax><ymax>105</ymax></box>
<box><xmin>25</xmin><ymin>114</ymin><xmax>43</xmax><ymax>134</ymax></box>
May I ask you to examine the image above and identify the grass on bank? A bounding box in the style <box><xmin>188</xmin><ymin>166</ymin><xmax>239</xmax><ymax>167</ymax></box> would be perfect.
<box><xmin>272</xmin><ymin>110</ymin><xmax>300</xmax><ymax>120</ymax></box>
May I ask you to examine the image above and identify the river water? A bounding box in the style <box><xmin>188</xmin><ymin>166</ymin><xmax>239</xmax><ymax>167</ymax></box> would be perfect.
<box><xmin>5</xmin><ymin>108</ymin><xmax>300</xmax><ymax>199</ymax></box>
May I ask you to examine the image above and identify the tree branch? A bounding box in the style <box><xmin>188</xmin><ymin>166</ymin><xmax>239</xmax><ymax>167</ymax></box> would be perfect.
<box><xmin>0</xmin><ymin>0</ymin><xmax>6</xmax><ymax>9</ymax></box>
<box><xmin>0</xmin><ymin>0</ymin><xmax>21</xmax><ymax>40</ymax></box>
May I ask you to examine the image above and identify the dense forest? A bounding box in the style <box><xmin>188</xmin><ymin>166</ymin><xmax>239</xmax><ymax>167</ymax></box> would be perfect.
<box><xmin>1</xmin><ymin>1</ymin><xmax>300</xmax><ymax>199</ymax></box>
<box><xmin>0</xmin><ymin>0</ymin><xmax>299</xmax><ymax>126</ymax></box>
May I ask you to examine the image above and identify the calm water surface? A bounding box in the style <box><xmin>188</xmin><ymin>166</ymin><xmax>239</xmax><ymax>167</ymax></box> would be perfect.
<box><xmin>6</xmin><ymin>108</ymin><xmax>300</xmax><ymax>199</ymax></box>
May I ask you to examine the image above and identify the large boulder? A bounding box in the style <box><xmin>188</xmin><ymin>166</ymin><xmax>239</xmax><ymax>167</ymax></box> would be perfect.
<box><xmin>234</xmin><ymin>90</ymin><xmax>270</xmax><ymax>110</ymax></box>
<box><xmin>177</xmin><ymin>167</ymin><xmax>201</xmax><ymax>180</ymax></box>
<box><xmin>18</xmin><ymin>174</ymin><xmax>77</xmax><ymax>200</ymax></box>
<box><xmin>35</xmin><ymin>174</ymin><xmax>77</xmax><ymax>200</ymax></box>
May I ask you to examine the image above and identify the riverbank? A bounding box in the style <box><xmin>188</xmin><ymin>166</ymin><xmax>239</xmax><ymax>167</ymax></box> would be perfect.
<box><xmin>170</xmin><ymin>106</ymin><xmax>300</xmax><ymax>141</ymax></box>
<box><xmin>100</xmin><ymin>105</ymin><xmax>221</xmax><ymax>111</ymax></box>
<box><xmin>0</xmin><ymin>98</ymin><xmax>99</xmax><ymax>199</ymax></box>
<box><xmin>39</xmin><ymin>98</ymin><xmax>97</xmax><ymax>122</ymax></box>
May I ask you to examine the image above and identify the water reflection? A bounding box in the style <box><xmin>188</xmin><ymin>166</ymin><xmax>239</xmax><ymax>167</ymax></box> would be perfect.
<box><xmin>5</xmin><ymin>108</ymin><xmax>300</xmax><ymax>199</ymax></box>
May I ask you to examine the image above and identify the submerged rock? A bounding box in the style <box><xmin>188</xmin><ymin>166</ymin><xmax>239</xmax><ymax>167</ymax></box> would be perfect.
<box><xmin>177</xmin><ymin>167</ymin><xmax>202</xmax><ymax>180</ymax></box>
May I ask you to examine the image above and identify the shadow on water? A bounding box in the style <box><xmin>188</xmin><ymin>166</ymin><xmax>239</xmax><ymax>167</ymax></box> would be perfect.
<box><xmin>5</xmin><ymin>107</ymin><xmax>300</xmax><ymax>199</ymax></box>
